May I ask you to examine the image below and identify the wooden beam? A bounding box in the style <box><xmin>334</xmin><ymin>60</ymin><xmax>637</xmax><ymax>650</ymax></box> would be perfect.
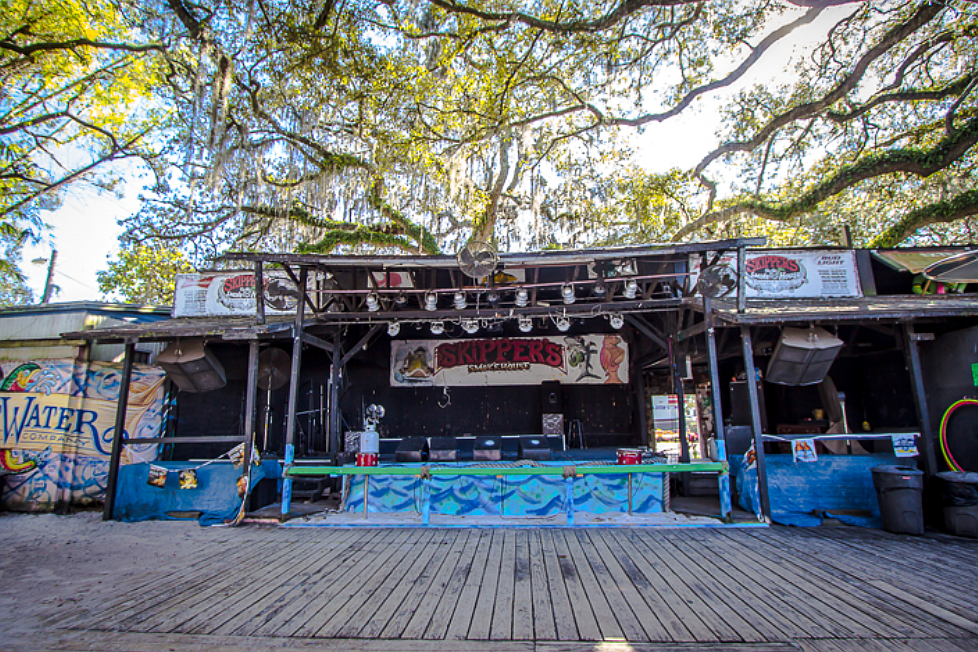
<box><xmin>676</xmin><ymin>320</ymin><xmax>707</xmax><ymax>342</ymax></box>
<box><xmin>740</xmin><ymin>325</ymin><xmax>771</xmax><ymax>521</ymax></box>
<box><xmin>902</xmin><ymin>323</ymin><xmax>939</xmax><ymax>477</ymax></box>
<box><xmin>281</xmin><ymin>267</ymin><xmax>308</xmax><ymax>518</ymax></box>
<box><xmin>300</xmin><ymin>331</ymin><xmax>334</xmax><ymax>353</ymax></box>
<box><xmin>102</xmin><ymin>338</ymin><xmax>135</xmax><ymax>521</ymax></box>
<box><xmin>340</xmin><ymin>324</ymin><xmax>384</xmax><ymax>368</ymax></box>
<box><xmin>625</xmin><ymin>314</ymin><xmax>669</xmax><ymax>350</ymax></box>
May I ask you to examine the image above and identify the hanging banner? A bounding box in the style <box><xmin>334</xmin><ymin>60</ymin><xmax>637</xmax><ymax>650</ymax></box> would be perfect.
<box><xmin>172</xmin><ymin>271</ymin><xmax>303</xmax><ymax>317</ymax></box>
<box><xmin>390</xmin><ymin>335</ymin><xmax>628</xmax><ymax>387</ymax></box>
<box><xmin>689</xmin><ymin>250</ymin><xmax>862</xmax><ymax>299</ymax></box>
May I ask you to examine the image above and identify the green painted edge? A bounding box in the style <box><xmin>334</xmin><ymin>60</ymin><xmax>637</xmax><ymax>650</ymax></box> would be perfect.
<box><xmin>286</xmin><ymin>462</ymin><xmax>727</xmax><ymax>477</ymax></box>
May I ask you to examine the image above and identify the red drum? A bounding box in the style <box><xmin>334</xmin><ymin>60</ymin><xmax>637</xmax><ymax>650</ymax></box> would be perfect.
<box><xmin>356</xmin><ymin>453</ymin><xmax>378</xmax><ymax>467</ymax></box>
<box><xmin>617</xmin><ymin>449</ymin><xmax>642</xmax><ymax>465</ymax></box>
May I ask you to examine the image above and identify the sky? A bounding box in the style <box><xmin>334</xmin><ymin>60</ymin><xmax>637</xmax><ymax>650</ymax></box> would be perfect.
<box><xmin>18</xmin><ymin>4</ymin><xmax>844</xmax><ymax>305</ymax></box>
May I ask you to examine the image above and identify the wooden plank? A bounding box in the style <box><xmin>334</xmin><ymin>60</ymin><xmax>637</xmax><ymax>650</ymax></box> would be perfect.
<box><xmin>662</xmin><ymin>531</ymin><xmax>823</xmax><ymax>640</ymax></box>
<box><xmin>357</xmin><ymin>530</ymin><xmax>458</xmax><ymax>638</ymax></box>
<box><xmin>868</xmin><ymin>580</ymin><xmax>978</xmax><ymax>636</ymax></box>
<box><xmin>315</xmin><ymin>528</ymin><xmax>440</xmax><ymax>638</ymax></box>
<box><xmin>490</xmin><ymin>529</ymin><xmax>517</xmax><ymax>640</ymax></box>
<box><xmin>539</xmin><ymin>528</ymin><xmax>581</xmax><ymax>641</ymax></box>
<box><xmin>694</xmin><ymin>530</ymin><xmax>870</xmax><ymax>639</ymax></box>
<box><xmin>167</xmin><ymin>536</ymin><xmax>345</xmax><ymax>634</ymax></box>
<box><xmin>611</xmin><ymin>531</ymin><xmax>725</xmax><ymax>642</ymax></box>
<box><xmin>392</xmin><ymin>529</ymin><xmax>471</xmax><ymax>639</ymax></box>
<box><xmin>248</xmin><ymin>529</ymin><xmax>396</xmax><ymax>636</ymax></box>
<box><xmin>131</xmin><ymin>537</ymin><xmax>328</xmax><ymax>634</ymax></box>
<box><xmin>560</xmin><ymin>530</ymin><xmax>631</xmax><ymax>641</ymax></box>
<box><xmin>511</xmin><ymin>530</ymin><xmax>535</xmax><ymax>641</ymax></box>
<box><xmin>738</xmin><ymin>529</ymin><xmax>964</xmax><ymax>638</ymax></box>
<box><xmin>550</xmin><ymin>529</ymin><xmax>603</xmax><ymax>641</ymax></box>
<box><xmin>229</xmin><ymin>529</ymin><xmax>389</xmax><ymax>636</ymax></box>
<box><xmin>725</xmin><ymin>529</ymin><xmax>920</xmax><ymax>638</ymax></box>
<box><xmin>421</xmin><ymin>529</ymin><xmax>483</xmax><ymax>640</ymax></box>
<box><xmin>637</xmin><ymin>532</ymin><xmax>776</xmax><ymax>642</ymax></box>
<box><xmin>583</xmin><ymin>529</ymin><xmax>677</xmax><ymax>642</ymax></box>
<box><xmin>468</xmin><ymin>529</ymin><xmax>505</xmax><ymax>640</ymax></box>
<box><xmin>81</xmin><ymin>537</ymin><xmax>286</xmax><ymax>630</ymax></box>
<box><xmin>208</xmin><ymin>529</ymin><xmax>377</xmax><ymax>636</ymax></box>
<box><xmin>287</xmin><ymin>528</ymin><xmax>420</xmax><ymax>637</ymax></box>
<box><xmin>527</xmin><ymin>529</ymin><xmax>557</xmax><ymax>641</ymax></box>
<box><xmin>444</xmin><ymin>529</ymin><xmax>495</xmax><ymax>640</ymax></box>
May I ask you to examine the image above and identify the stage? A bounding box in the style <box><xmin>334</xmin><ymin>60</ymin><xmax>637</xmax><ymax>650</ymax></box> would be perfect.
<box><xmin>286</xmin><ymin>453</ymin><xmax>730</xmax><ymax>526</ymax></box>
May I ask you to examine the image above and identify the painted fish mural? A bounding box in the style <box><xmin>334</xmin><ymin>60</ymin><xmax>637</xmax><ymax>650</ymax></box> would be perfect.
<box><xmin>0</xmin><ymin>446</ymin><xmax>52</xmax><ymax>477</ymax></box>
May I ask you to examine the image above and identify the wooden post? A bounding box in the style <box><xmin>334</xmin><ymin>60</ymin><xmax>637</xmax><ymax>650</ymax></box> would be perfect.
<box><xmin>281</xmin><ymin>267</ymin><xmax>307</xmax><ymax>519</ymax></box>
<box><xmin>242</xmin><ymin>340</ymin><xmax>259</xmax><ymax>469</ymax></box>
<box><xmin>102</xmin><ymin>339</ymin><xmax>135</xmax><ymax>521</ymax></box>
<box><xmin>704</xmin><ymin>296</ymin><xmax>732</xmax><ymax>520</ymax></box>
<box><xmin>903</xmin><ymin>323</ymin><xmax>939</xmax><ymax>477</ymax></box>
<box><xmin>740</xmin><ymin>325</ymin><xmax>771</xmax><ymax>521</ymax></box>
<box><xmin>737</xmin><ymin>245</ymin><xmax>747</xmax><ymax>313</ymax></box>
<box><xmin>254</xmin><ymin>261</ymin><xmax>266</xmax><ymax>325</ymax></box>
<box><xmin>328</xmin><ymin>331</ymin><xmax>343</xmax><ymax>464</ymax></box>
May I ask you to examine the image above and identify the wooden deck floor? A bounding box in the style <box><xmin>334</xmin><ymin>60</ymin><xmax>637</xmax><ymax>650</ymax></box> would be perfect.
<box><xmin>4</xmin><ymin>518</ymin><xmax>978</xmax><ymax>651</ymax></box>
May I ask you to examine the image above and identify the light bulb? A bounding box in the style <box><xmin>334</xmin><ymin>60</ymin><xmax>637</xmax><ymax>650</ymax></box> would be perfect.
<box><xmin>515</xmin><ymin>288</ymin><xmax>529</xmax><ymax>307</ymax></box>
<box><xmin>561</xmin><ymin>284</ymin><xmax>576</xmax><ymax>305</ymax></box>
<box><xmin>453</xmin><ymin>291</ymin><xmax>467</xmax><ymax>310</ymax></box>
<box><xmin>623</xmin><ymin>279</ymin><xmax>638</xmax><ymax>299</ymax></box>
<box><xmin>366</xmin><ymin>293</ymin><xmax>380</xmax><ymax>312</ymax></box>
<box><xmin>424</xmin><ymin>291</ymin><xmax>438</xmax><ymax>311</ymax></box>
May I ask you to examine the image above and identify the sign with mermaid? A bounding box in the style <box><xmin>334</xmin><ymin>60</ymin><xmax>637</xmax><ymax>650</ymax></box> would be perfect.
<box><xmin>0</xmin><ymin>359</ymin><xmax>166</xmax><ymax>511</ymax></box>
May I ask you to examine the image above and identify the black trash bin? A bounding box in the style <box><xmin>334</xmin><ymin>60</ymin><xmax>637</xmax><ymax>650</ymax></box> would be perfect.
<box><xmin>935</xmin><ymin>471</ymin><xmax>978</xmax><ymax>538</ymax></box>
<box><xmin>872</xmin><ymin>465</ymin><xmax>925</xmax><ymax>535</ymax></box>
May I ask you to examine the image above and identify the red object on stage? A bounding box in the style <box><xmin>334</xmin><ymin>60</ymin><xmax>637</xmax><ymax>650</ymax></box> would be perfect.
<box><xmin>617</xmin><ymin>449</ymin><xmax>642</xmax><ymax>465</ymax></box>
<box><xmin>357</xmin><ymin>453</ymin><xmax>378</xmax><ymax>466</ymax></box>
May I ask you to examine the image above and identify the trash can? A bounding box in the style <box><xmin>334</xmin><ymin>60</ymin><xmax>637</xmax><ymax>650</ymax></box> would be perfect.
<box><xmin>935</xmin><ymin>471</ymin><xmax>978</xmax><ymax>538</ymax></box>
<box><xmin>872</xmin><ymin>465</ymin><xmax>925</xmax><ymax>535</ymax></box>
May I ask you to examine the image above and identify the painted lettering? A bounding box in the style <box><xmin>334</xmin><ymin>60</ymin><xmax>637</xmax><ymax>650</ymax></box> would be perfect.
<box><xmin>56</xmin><ymin>407</ymin><xmax>75</xmax><ymax>432</ymax></box>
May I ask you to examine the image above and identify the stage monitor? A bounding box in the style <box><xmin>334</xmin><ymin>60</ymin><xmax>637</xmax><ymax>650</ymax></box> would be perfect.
<box><xmin>395</xmin><ymin>437</ymin><xmax>428</xmax><ymax>463</ymax></box>
<box><xmin>156</xmin><ymin>338</ymin><xmax>226</xmax><ymax>392</ymax></box>
<box><xmin>474</xmin><ymin>436</ymin><xmax>502</xmax><ymax>462</ymax></box>
<box><xmin>429</xmin><ymin>437</ymin><xmax>457</xmax><ymax>463</ymax></box>
<box><xmin>766</xmin><ymin>327</ymin><xmax>843</xmax><ymax>386</ymax></box>
<box><xmin>519</xmin><ymin>436</ymin><xmax>551</xmax><ymax>461</ymax></box>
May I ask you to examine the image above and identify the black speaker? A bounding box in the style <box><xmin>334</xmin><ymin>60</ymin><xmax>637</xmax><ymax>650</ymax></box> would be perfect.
<box><xmin>473</xmin><ymin>436</ymin><xmax>502</xmax><ymax>462</ymax></box>
<box><xmin>541</xmin><ymin>381</ymin><xmax>563</xmax><ymax>413</ymax></box>
<box><xmin>519</xmin><ymin>436</ymin><xmax>551</xmax><ymax>461</ymax></box>
<box><xmin>429</xmin><ymin>437</ymin><xmax>457</xmax><ymax>462</ymax></box>
<box><xmin>156</xmin><ymin>338</ymin><xmax>226</xmax><ymax>392</ymax></box>
<box><xmin>395</xmin><ymin>437</ymin><xmax>428</xmax><ymax>463</ymax></box>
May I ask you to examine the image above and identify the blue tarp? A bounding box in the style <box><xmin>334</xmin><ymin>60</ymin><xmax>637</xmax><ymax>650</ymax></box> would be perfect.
<box><xmin>114</xmin><ymin>461</ymin><xmax>264</xmax><ymax>525</ymax></box>
<box><xmin>731</xmin><ymin>453</ymin><xmax>912</xmax><ymax>527</ymax></box>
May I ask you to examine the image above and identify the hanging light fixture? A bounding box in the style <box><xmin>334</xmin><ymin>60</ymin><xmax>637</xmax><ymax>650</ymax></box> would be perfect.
<box><xmin>430</xmin><ymin>321</ymin><xmax>445</xmax><ymax>335</ymax></box>
<box><xmin>514</xmin><ymin>287</ymin><xmax>529</xmax><ymax>307</ymax></box>
<box><xmin>518</xmin><ymin>315</ymin><xmax>533</xmax><ymax>333</ymax></box>
<box><xmin>623</xmin><ymin>279</ymin><xmax>638</xmax><ymax>299</ymax></box>
<box><xmin>487</xmin><ymin>289</ymin><xmax>501</xmax><ymax>306</ymax></box>
<box><xmin>424</xmin><ymin>291</ymin><xmax>438</xmax><ymax>311</ymax></box>
<box><xmin>366</xmin><ymin>293</ymin><xmax>380</xmax><ymax>312</ymax></box>
<box><xmin>555</xmin><ymin>315</ymin><xmax>571</xmax><ymax>332</ymax></box>
<box><xmin>394</xmin><ymin>293</ymin><xmax>408</xmax><ymax>308</ymax></box>
<box><xmin>462</xmin><ymin>318</ymin><xmax>479</xmax><ymax>334</ymax></box>
<box><xmin>453</xmin><ymin>291</ymin><xmax>467</xmax><ymax>310</ymax></box>
<box><xmin>387</xmin><ymin>321</ymin><xmax>400</xmax><ymax>337</ymax></box>
<box><xmin>592</xmin><ymin>281</ymin><xmax>608</xmax><ymax>298</ymax></box>
<box><xmin>609</xmin><ymin>313</ymin><xmax>624</xmax><ymax>329</ymax></box>
<box><xmin>561</xmin><ymin>283</ymin><xmax>576</xmax><ymax>304</ymax></box>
